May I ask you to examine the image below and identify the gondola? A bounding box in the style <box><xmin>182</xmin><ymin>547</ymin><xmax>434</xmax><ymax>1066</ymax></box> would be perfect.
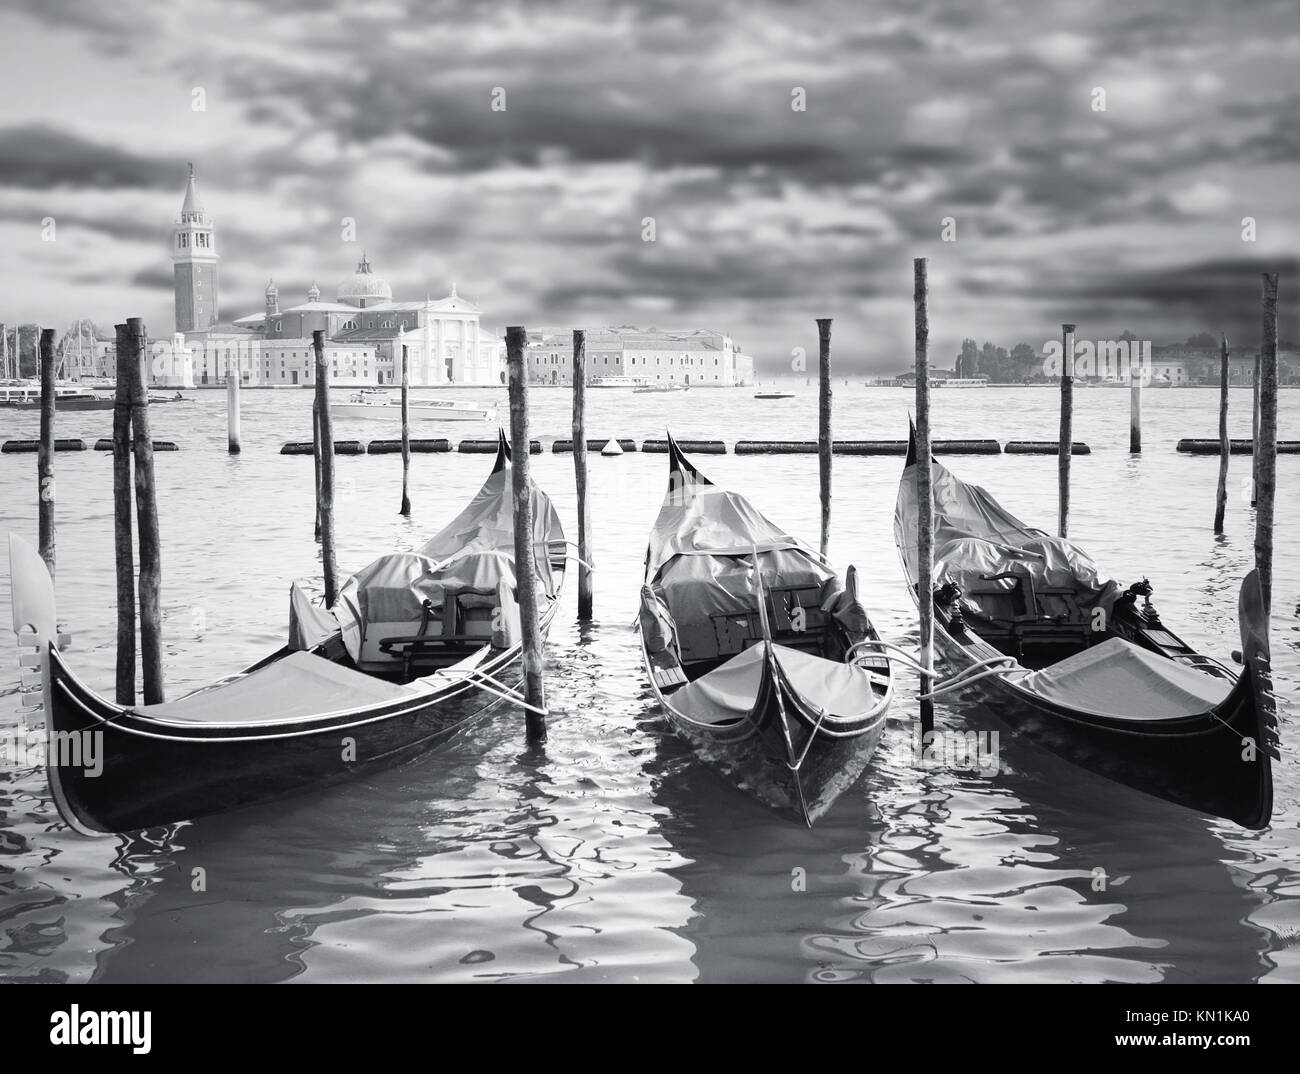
<box><xmin>895</xmin><ymin>425</ymin><xmax>1276</xmax><ymax>829</ymax></box>
<box><xmin>638</xmin><ymin>434</ymin><xmax>893</xmax><ymax>825</ymax></box>
<box><xmin>8</xmin><ymin>431</ymin><xmax>567</xmax><ymax>834</ymax></box>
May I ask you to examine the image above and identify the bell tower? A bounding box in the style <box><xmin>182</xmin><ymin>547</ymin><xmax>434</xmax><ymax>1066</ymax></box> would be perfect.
<box><xmin>172</xmin><ymin>163</ymin><xmax>219</xmax><ymax>333</ymax></box>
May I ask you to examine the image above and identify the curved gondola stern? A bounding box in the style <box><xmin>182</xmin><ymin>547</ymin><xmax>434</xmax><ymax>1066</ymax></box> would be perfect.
<box><xmin>8</xmin><ymin>536</ymin><xmax>112</xmax><ymax>836</ymax></box>
<box><xmin>1232</xmin><ymin>569</ymin><xmax>1277</xmax><ymax>828</ymax></box>
<box><xmin>492</xmin><ymin>427</ymin><xmax>511</xmax><ymax>472</ymax></box>
<box><xmin>43</xmin><ymin>647</ymin><xmax>115</xmax><ymax>836</ymax></box>
<box><xmin>8</xmin><ymin>532</ymin><xmax>57</xmax><ymax>652</ymax></box>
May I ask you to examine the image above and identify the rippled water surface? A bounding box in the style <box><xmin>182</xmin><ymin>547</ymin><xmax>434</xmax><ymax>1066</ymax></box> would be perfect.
<box><xmin>1</xmin><ymin>384</ymin><xmax>1297</xmax><ymax>983</ymax></box>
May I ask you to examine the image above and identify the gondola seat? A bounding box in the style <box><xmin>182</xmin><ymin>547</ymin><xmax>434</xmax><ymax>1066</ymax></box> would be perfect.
<box><xmin>938</xmin><ymin>535</ymin><xmax>1119</xmax><ymax>637</ymax></box>
<box><xmin>335</xmin><ymin>550</ymin><xmax>523</xmax><ymax>671</ymax></box>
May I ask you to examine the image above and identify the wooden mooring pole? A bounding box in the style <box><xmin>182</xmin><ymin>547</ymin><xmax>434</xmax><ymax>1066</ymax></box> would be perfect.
<box><xmin>227</xmin><ymin>362</ymin><xmax>242</xmax><ymax>454</ymax></box>
<box><xmin>313</xmin><ymin>331</ymin><xmax>338</xmax><ymax>606</ymax></box>
<box><xmin>112</xmin><ymin>324</ymin><xmax>136</xmax><ymax>706</ymax></box>
<box><xmin>125</xmin><ymin>318</ymin><xmax>164</xmax><ymax>704</ymax></box>
<box><xmin>506</xmin><ymin>325</ymin><xmax>547</xmax><ymax>743</ymax></box>
<box><xmin>312</xmin><ymin>399</ymin><xmax>323</xmax><ymax>541</ymax></box>
<box><xmin>1252</xmin><ymin>352</ymin><xmax>1261</xmax><ymax>507</ymax></box>
<box><xmin>572</xmin><ymin>329</ymin><xmax>593</xmax><ymax>621</ymax></box>
<box><xmin>1129</xmin><ymin>376</ymin><xmax>1142</xmax><ymax>454</ymax></box>
<box><xmin>1256</xmin><ymin>274</ymin><xmax>1279</xmax><ymax>615</ymax></box>
<box><xmin>1058</xmin><ymin>323</ymin><xmax>1075</xmax><ymax>538</ymax></box>
<box><xmin>1214</xmin><ymin>333</ymin><xmax>1230</xmax><ymax>534</ymax></box>
<box><xmin>37</xmin><ymin>328</ymin><xmax>56</xmax><ymax>579</ymax></box>
<box><xmin>399</xmin><ymin>342</ymin><xmax>411</xmax><ymax>516</ymax></box>
<box><xmin>817</xmin><ymin>317</ymin><xmax>832</xmax><ymax>559</ymax></box>
<box><xmin>914</xmin><ymin>259</ymin><xmax>934</xmax><ymax>737</ymax></box>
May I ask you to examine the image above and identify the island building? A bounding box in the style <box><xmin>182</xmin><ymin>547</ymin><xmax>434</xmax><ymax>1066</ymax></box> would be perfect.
<box><xmin>129</xmin><ymin>167</ymin><xmax>758</xmax><ymax>390</ymax></box>
<box><xmin>524</xmin><ymin>326</ymin><xmax>754</xmax><ymax>387</ymax></box>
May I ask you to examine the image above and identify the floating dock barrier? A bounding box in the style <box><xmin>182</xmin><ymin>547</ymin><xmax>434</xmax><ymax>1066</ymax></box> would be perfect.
<box><xmin>280</xmin><ymin>440</ymin><xmax>365</xmax><ymax>455</ymax></box>
<box><xmin>366</xmin><ymin>439</ymin><xmax>451</xmax><ymax>454</ymax></box>
<box><xmin>734</xmin><ymin>440</ymin><xmax>819</xmax><ymax>454</ymax></box>
<box><xmin>1177</xmin><ymin>439</ymin><xmax>1300</xmax><ymax>455</ymax></box>
<box><xmin>934</xmin><ymin>439</ymin><xmax>1002</xmax><ymax>455</ymax></box>
<box><xmin>832</xmin><ymin>440</ymin><xmax>907</xmax><ymax>455</ymax></box>
<box><xmin>2</xmin><ymin>438</ymin><xmax>86</xmax><ymax>453</ymax></box>
<box><xmin>552</xmin><ymin>438</ymin><xmax>637</xmax><ymax>453</ymax></box>
<box><xmin>459</xmin><ymin>439</ymin><xmax>542</xmax><ymax>454</ymax></box>
<box><xmin>1004</xmin><ymin>441</ymin><xmax>1091</xmax><ymax>455</ymax></box>
<box><xmin>641</xmin><ymin>439</ymin><xmax>727</xmax><ymax>454</ymax></box>
<box><xmin>93</xmin><ymin>439</ymin><xmax>178</xmax><ymax>452</ymax></box>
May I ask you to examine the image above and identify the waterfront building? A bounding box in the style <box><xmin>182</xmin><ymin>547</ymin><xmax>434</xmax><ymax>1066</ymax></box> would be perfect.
<box><xmin>148</xmin><ymin>167</ymin><xmax>505</xmax><ymax>387</ymax></box>
<box><xmin>525</xmin><ymin>327</ymin><xmax>754</xmax><ymax>386</ymax></box>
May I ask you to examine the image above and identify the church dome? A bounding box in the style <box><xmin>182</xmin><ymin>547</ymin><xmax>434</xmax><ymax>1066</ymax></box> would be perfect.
<box><xmin>337</xmin><ymin>254</ymin><xmax>392</xmax><ymax>306</ymax></box>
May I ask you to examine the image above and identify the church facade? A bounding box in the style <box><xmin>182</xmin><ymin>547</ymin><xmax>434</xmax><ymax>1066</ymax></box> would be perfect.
<box><xmin>238</xmin><ymin>264</ymin><xmax>504</xmax><ymax>385</ymax></box>
<box><xmin>155</xmin><ymin>167</ymin><xmax>504</xmax><ymax>387</ymax></box>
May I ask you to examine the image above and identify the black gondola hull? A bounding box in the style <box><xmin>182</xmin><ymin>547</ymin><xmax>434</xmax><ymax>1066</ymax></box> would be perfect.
<box><xmin>655</xmin><ymin>666</ymin><xmax>886</xmax><ymax>826</ymax></box>
<box><xmin>641</xmin><ymin>434</ymin><xmax>892</xmax><ymax>825</ymax></box>
<box><xmin>43</xmin><ymin>638</ymin><xmax>547</xmax><ymax>835</ymax></box>
<box><xmin>928</xmin><ymin>623</ymin><xmax>1273</xmax><ymax>830</ymax></box>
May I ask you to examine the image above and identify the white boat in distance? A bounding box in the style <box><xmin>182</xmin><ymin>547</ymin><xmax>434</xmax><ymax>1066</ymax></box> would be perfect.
<box><xmin>589</xmin><ymin>375</ymin><xmax>649</xmax><ymax>388</ymax></box>
<box><xmin>333</xmin><ymin>389</ymin><xmax>497</xmax><ymax>422</ymax></box>
<box><xmin>934</xmin><ymin>377</ymin><xmax>989</xmax><ymax>388</ymax></box>
<box><xmin>633</xmin><ymin>383</ymin><xmax>689</xmax><ymax>394</ymax></box>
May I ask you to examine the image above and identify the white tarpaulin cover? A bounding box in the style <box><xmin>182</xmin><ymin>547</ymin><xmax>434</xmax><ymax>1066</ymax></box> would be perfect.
<box><xmin>897</xmin><ymin>452</ymin><xmax>1119</xmax><ymax>615</ymax></box>
<box><xmin>655</xmin><ymin>547</ymin><xmax>835</xmax><ymax>626</ymax></box>
<box><xmin>671</xmin><ymin>642</ymin><xmax>877</xmax><ymax>726</ymax></box>
<box><xmin>934</xmin><ymin>535</ymin><xmax>1121</xmax><ymax>618</ymax></box>
<box><xmin>1022</xmin><ymin>636</ymin><xmax>1231</xmax><ymax>718</ymax></box>
<box><xmin>647</xmin><ymin>480</ymin><xmax>800</xmax><ymax>577</ymax></box>
<box><xmin>291</xmin><ymin>462</ymin><xmax>564</xmax><ymax>663</ymax></box>
<box><xmin>288</xmin><ymin>581</ymin><xmax>339</xmax><ymax>651</ymax></box>
<box><xmin>419</xmin><ymin>468</ymin><xmax>562</xmax><ymax>597</ymax></box>
<box><xmin>136</xmin><ymin>650</ymin><xmax>417</xmax><ymax>724</ymax></box>
<box><xmin>647</xmin><ymin>464</ymin><xmax>834</xmax><ymax>626</ymax></box>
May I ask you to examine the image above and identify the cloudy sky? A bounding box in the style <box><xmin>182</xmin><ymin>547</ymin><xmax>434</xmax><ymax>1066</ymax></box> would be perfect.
<box><xmin>0</xmin><ymin>0</ymin><xmax>1295</xmax><ymax>372</ymax></box>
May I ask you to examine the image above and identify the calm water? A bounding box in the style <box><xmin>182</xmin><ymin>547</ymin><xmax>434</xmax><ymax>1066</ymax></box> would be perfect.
<box><xmin>0</xmin><ymin>384</ymin><xmax>1297</xmax><ymax>984</ymax></box>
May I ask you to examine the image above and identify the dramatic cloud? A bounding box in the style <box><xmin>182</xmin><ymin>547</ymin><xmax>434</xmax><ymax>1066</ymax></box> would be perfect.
<box><xmin>0</xmin><ymin>125</ymin><xmax>176</xmax><ymax>190</ymax></box>
<box><xmin>0</xmin><ymin>0</ymin><xmax>1296</xmax><ymax>369</ymax></box>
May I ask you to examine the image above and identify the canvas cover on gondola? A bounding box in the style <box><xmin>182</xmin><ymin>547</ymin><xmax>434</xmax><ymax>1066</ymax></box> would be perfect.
<box><xmin>654</xmin><ymin>547</ymin><xmax>835</xmax><ymax>624</ymax></box>
<box><xmin>896</xmin><ymin>449</ymin><xmax>1120</xmax><ymax>617</ymax></box>
<box><xmin>647</xmin><ymin>471</ymin><xmax>835</xmax><ymax>628</ymax></box>
<box><xmin>130</xmin><ymin>650</ymin><xmax>417</xmax><ymax>724</ymax></box>
<box><xmin>1021</xmin><ymin>636</ymin><xmax>1232</xmax><ymax>718</ymax></box>
<box><xmin>647</xmin><ymin>481</ymin><xmax>802</xmax><ymax>576</ymax></box>
<box><xmin>419</xmin><ymin>468</ymin><xmax>562</xmax><ymax>597</ymax></box>
<box><xmin>671</xmin><ymin>641</ymin><xmax>879</xmax><ymax>727</ymax></box>
<box><xmin>291</xmin><ymin>464</ymin><xmax>563</xmax><ymax>663</ymax></box>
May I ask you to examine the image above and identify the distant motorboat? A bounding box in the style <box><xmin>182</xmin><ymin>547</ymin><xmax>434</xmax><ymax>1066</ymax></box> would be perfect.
<box><xmin>589</xmin><ymin>376</ymin><xmax>649</xmax><ymax>389</ymax></box>
<box><xmin>332</xmin><ymin>389</ymin><xmax>496</xmax><ymax>422</ymax></box>
<box><xmin>754</xmin><ymin>391</ymin><xmax>794</xmax><ymax>400</ymax></box>
<box><xmin>633</xmin><ymin>383</ymin><xmax>689</xmax><ymax>394</ymax></box>
<box><xmin>934</xmin><ymin>378</ymin><xmax>989</xmax><ymax>388</ymax></box>
<box><xmin>0</xmin><ymin>381</ymin><xmax>115</xmax><ymax>410</ymax></box>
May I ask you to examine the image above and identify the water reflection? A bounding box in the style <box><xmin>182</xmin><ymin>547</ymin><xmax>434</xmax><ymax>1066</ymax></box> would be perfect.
<box><xmin>1</xmin><ymin>387</ymin><xmax>1297</xmax><ymax>983</ymax></box>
